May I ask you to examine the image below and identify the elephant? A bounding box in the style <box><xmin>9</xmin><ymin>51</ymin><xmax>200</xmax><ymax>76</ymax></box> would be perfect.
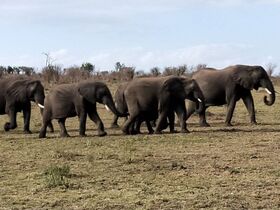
<box><xmin>0</xmin><ymin>76</ymin><xmax>53</xmax><ymax>133</ymax></box>
<box><xmin>186</xmin><ymin>65</ymin><xmax>275</xmax><ymax>126</ymax></box>
<box><xmin>110</xmin><ymin>82</ymin><xmax>129</xmax><ymax>128</ymax></box>
<box><xmin>110</xmin><ymin>81</ymin><xmax>158</xmax><ymax>134</ymax></box>
<box><xmin>39</xmin><ymin>80</ymin><xmax>126</xmax><ymax>138</ymax></box>
<box><xmin>122</xmin><ymin>76</ymin><xmax>205</xmax><ymax>134</ymax></box>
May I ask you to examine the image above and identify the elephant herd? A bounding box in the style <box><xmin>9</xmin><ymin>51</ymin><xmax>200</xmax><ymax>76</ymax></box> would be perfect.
<box><xmin>0</xmin><ymin>65</ymin><xmax>275</xmax><ymax>138</ymax></box>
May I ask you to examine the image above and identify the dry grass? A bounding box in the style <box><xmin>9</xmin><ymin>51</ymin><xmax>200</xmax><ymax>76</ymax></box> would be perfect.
<box><xmin>0</xmin><ymin>85</ymin><xmax>280</xmax><ymax>209</ymax></box>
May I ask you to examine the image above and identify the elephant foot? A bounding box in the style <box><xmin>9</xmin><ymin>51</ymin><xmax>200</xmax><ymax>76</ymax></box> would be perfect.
<box><xmin>154</xmin><ymin>130</ymin><xmax>162</xmax><ymax>134</ymax></box>
<box><xmin>24</xmin><ymin>130</ymin><xmax>32</xmax><ymax>134</ymax></box>
<box><xmin>180</xmin><ymin>129</ymin><xmax>190</xmax><ymax>134</ymax></box>
<box><xmin>60</xmin><ymin>133</ymin><xmax>70</xmax><ymax>138</ymax></box>
<box><xmin>4</xmin><ymin>123</ymin><xmax>10</xmax><ymax>131</ymax></box>
<box><xmin>170</xmin><ymin>129</ymin><xmax>178</xmax><ymax>134</ymax></box>
<box><xmin>39</xmin><ymin>133</ymin><xmax>46</xmax><ymax>138</ymax></box>
<box><xmin>80</xmin><ymin>133</ymin><xmax>87</xmax><ymax>137</ymax></box>
<box><xmin>98</xmin><ymin>131</ymin><xmax>107</xmax><ymax>137</ymax></box>
<box><xmin>110</xmin><ymin>123</ymin><xmax>120</xmax><ymax>128</ymax></box>
<box><xmin>225</xmin><ymin>122</ymin><xmax>233</xmax><ymax>127</ymax></box>
<box><xmin>200</xmin><ymin>122</ymin><xmax>210</xmax><ymax>127</ymax></box>
<box><xmin>148</xmin><ymin>129</ymin><xmax>154</xmax><ymax>134</ymax></box>
<box><xmin>128</xmin><ymin>130</ymin><xmax>138</xmax><ymax>135</ymax></box>
<box><xmin>250</xmin><ymin>121</ymin><xmax>258</xmax><ymax>125</ymax></box>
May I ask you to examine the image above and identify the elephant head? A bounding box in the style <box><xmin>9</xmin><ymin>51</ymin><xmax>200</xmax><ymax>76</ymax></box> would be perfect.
<box><xmin>181</xmin><ymin>78</ymin><xmax>205</xmax><ymax>113</ymax></box>
<box><xmin>6</xmin><ymin>79</ymin><xmax>45</xmax><ymax>108</ymax></box>
<box><xmin>233</xmin><ymin>65</ymin><xmax>275</xmax><ymax>106</ymax></box>
<box><xmin>162</xmin><ymin>76</ymin><xmax>205</xmax><ymax>112</ymax></box>
<box><xmin>78</xmin><ymin>81</ymin><xmax>126</xmax><ymax>117</ymax></box>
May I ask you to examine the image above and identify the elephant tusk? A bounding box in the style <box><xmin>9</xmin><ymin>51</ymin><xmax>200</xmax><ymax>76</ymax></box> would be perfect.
<box><xmin>265</xmin><ymin>88</ymin><xmax>272</xmax><ymax>95</ymax></box>
<box><xmin>105</xmin><ymin>105</ymin><xmax>110</xmax><ymax>111</ymax></box>
<box><xmin>38</xmin><ymin>103</ymin><xmax>44</xmax><ymax>109</ymax></box>
<box><xmin>197</xmin><ymin>98</ymin><xmax>202</xmax><ymax>103</ymax></box>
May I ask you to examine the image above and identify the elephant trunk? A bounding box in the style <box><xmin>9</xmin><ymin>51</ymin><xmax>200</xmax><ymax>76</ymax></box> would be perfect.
<box><xmin>104</xmin><ymin>96</ymin><xmax>127</xmax><ymax>117</ymax></box>
<box><xmin>34</xmin><ymin>95</ymin><xmax>45</xmax><ymax>109</ymax></box>
<box><xmin>262</xmin><ymin>79</ymin><xmax>275</xmax><ymax>106</ymax></box>
<box><xmin>193</xmin><ymin>90</ymin><xmax>205</xmax><ymax>113</ymax></box>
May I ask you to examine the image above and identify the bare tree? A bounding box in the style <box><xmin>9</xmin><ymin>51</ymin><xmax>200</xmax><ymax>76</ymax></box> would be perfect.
<box><xmin>150</xmin><ymin>67</ymin><xmax>161</xmax><ymax>76</ymax></box>
<box><xmin>42</xmin><ymin>52</ymin><xmax>57</xmax><ymax>67</ymax></box>
<box><xmin>265</xmin><ymin>63</ymin><xmax>277</xmax><ymax>77</ymax></box>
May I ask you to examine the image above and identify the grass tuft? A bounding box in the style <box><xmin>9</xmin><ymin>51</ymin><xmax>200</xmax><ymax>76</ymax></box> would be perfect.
<box><xmin>43</xmin><ymin>165</ymin><xmax>71</xmax><ymax>188</ymax></box>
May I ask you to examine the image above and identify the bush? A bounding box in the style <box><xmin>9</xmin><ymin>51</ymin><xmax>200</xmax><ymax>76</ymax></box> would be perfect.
<box><xmin>43</xmin><ymin>165</ymin><xmax>70</xmax><ymax>188</ymax></box>
<box><xmin>41</xmin><ymin>65</ymin><xmax>62</xmax><ymax>84</ymax></box>
<box><xmin>60</xmin><ymin>66</ymin><xmax>92</xmax><ymax>83</ymax></box>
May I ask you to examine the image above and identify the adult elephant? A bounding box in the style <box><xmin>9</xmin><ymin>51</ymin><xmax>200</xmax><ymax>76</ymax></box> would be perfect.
<box><xmin>122</xmin><ymin>76</ymin><xmax>205</xmax><ymax>134</ymax></box>
<box><xmin>39</xmin><ymin>80</ymin><xmax>126</xmax><ymax>138</ymax></box>
<box><xmin>0</xmin><ymin>77</ymin><xmax>52</xmax><ymax>133</ymax></box>
<box><xmin>186</xmin><ymin>65</ymin><xmax>275</xmax><ymax>126</ymax></box>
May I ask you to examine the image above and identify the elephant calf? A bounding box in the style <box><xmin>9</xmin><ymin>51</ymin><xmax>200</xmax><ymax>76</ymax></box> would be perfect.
<box><xmin>39</xmin><ymin>80</ymin><xmax>125</xmax><ymax>138</ymax></box>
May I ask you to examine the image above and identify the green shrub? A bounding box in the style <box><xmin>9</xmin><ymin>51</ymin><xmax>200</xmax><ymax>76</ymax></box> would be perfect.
<box><xmin>43</xmin><ymin>165</ymin><xmax>70</xmax><ymax>188</ymax></box>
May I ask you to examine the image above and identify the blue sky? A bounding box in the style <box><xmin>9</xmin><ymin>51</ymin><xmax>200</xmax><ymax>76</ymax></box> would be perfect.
<box><xmin>0</xmin><ymin>0</ymin><xmax>280</xmax><ymax>72</ymax></box>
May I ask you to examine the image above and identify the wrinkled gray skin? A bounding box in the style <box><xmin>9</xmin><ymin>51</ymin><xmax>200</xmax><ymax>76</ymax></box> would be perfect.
<box><xmin>0</xmin><ymin>77</ymin><xmax>53</xmax><ymax>133</ymax></box>
<box><xmin>123</xmin><ymin>76</ymin><xmax>205</xmax><ymax>135</ymax></box>
<box><xmin>111</xmin><ymin>81</ymin><xmax>157</xmax><ymax>134</ymax></box>
<box><xmin>186</xmin><ymin>65</ymin><xmax>275</xmax><ymax>126</ymax></box>
<box><xmin>111</xmin><ymin>82</ymin><xmax>129</xmax><ymax>128</ymax></box>
<box><xmin>39</xmin><ymin>81</ymin><xmax>125</xmax><ymax>138</ymax></box>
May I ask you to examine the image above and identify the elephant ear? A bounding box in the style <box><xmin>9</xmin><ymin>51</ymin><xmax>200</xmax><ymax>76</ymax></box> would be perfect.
<box><xmin>159</xmin><ymin>77</ymin><xmax>184</xmax><ymax>112</ymax></box>
<box><xmin>77</xmin><ymin>82</ymin><xmax>96</xmax><ymax>104</ymax></box>
<box><xmin>6</xmin><ymin>79</ymin><xmax>41</xmax><ymax>102</ymax></box>
<box><xmin>6</xmin><ymin>80</ymin><xmax>27</xmax><ymax>102</ymax></box>
<box><xmin>161</xmin><ymin>76</ymin><xmax>184</xmax><ymax>93</ymax></box>
<box><xmin>232</xmin><ymin>68</ymin><xmax>256</xmax><ymax>90</ymax></box>
<box><xmin>26</xmin><ymin>80</ymin><xmax>41</xmax><ymax>98</ymax></box>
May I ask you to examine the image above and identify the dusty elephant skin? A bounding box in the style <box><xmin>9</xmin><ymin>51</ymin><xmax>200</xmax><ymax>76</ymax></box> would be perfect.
<box><xmin>39</xmin><ymin>80</ymin><xmax>125</xmax><ymax>138</ymax></box>
<box><xmin>186</xmin><ymin>65</ymin><xmax>276</xmax><ymax>127</ymax></box>
<box><xmin>122</xmin><ymin>76</ymin><xmax>205</xmax><ymax>135</ymax></box>
<box><xmin>110</xmin><ymin>82</ymin><xmax>129</xmax><ymax>128</ymax></box>
<box><xmin>111</xmin><ymin>81</ymin><xmax>156</xmax><ymax>134</ymax></box>
<box><xmin>0</xmin><ymin>76</ymin><xmax>53</xmax><ymax>134</ymax></box>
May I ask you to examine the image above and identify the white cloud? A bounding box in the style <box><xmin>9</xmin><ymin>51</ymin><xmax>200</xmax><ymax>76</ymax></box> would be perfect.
<box><xmin>0</xmin><ymin>44</ymin><xmax>278</xmax><ymax>73</ymax></box>
<box><xmin>85</xmin><ymin>43</ymin><xmax>277</xmax><ymax>71</ymax></box>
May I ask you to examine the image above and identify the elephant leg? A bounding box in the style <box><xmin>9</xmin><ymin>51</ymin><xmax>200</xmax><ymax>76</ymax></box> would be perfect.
<box><xmin>4</xmin><ymin>108</ymin><xmax>17</xmax><ymax>131</ymax></box>
<box><xmin>175</xmin><ymin>102</ymin><xmax>189</xmax><ymax>133</ymax></box>
<box><xmin>39</xmin><ymin>119</ymin><xmax>51</xmax><ymax>138</ymax></box>
<box><xmin>225</xmin><ymin>97</ymin><xmax>237</xmax><ymax>126</ymax></box>
<box><xmin>47</xmin><ymin>122</ymin><xmax>54</xmax><ymax>133</ymax></box>
<box><xmin>146</xmin><ymin>120</ymin><xmax>154</xmax><ymax>134</ymax></box>
<box><xmin>110</xmin><ymin>115</ymin><xmax>120</xmax><ymax>128</ymax></box>
<box><xmin>39</xmin><ymin>110</ymin><xmax>51</xmax><ymax>138</ymax></box>
<box><xmin>186</xmin><ymin>101</ymin><xmax>196</xmax><ymax>121</ymax></box>
<box><xmin>58</xmin><ymin>118</ymin><xmax>70</xmax><ymax>137</ymax></box>
<box><xmin>122</xmin><ymin>114</ymin><xmax>138</xmax><ymax>135</ymax></box>
<box><xmin>199</xmin><ymin>108</ymin><xmax>210</xmax><ymax>127</ymax></box>
<box><xmin>242</xmin><ymin>93</ymin><xmax>257</xmax><ymax>125</ymax></box>
<box><xmin>79</xmin><ymin>111</ymin><xmax>87</xmax><ymax>137</ymax></box>
<box><xmin>23</xmin><ymin>105</ymin><xmax>32</xmax><ymax>134</ymax></box>
<box><xmin>134</xmin><ymin>118</ymin><xmax>142</xmax><ymax>134</ymax></box>
<box><xmin>155</xmin><ymin>110</ymin><xmax>169</xmax><ymax>134</ymax></box>
<box><xmin>168</xmin><ymin>111</ymin><xmax>177</xmax><ymax>133</ymax></box>
<box><xmin>88</xmin><ymin>110</ymin><xmax>107</xmax><ymax>137</ymax></box>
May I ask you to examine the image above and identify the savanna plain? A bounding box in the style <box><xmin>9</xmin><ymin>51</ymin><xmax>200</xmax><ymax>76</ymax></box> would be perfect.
<box><xmin>0</xmin><ymin>82</ymin><xmax>280</xmax><ymax>210</ymax></box>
